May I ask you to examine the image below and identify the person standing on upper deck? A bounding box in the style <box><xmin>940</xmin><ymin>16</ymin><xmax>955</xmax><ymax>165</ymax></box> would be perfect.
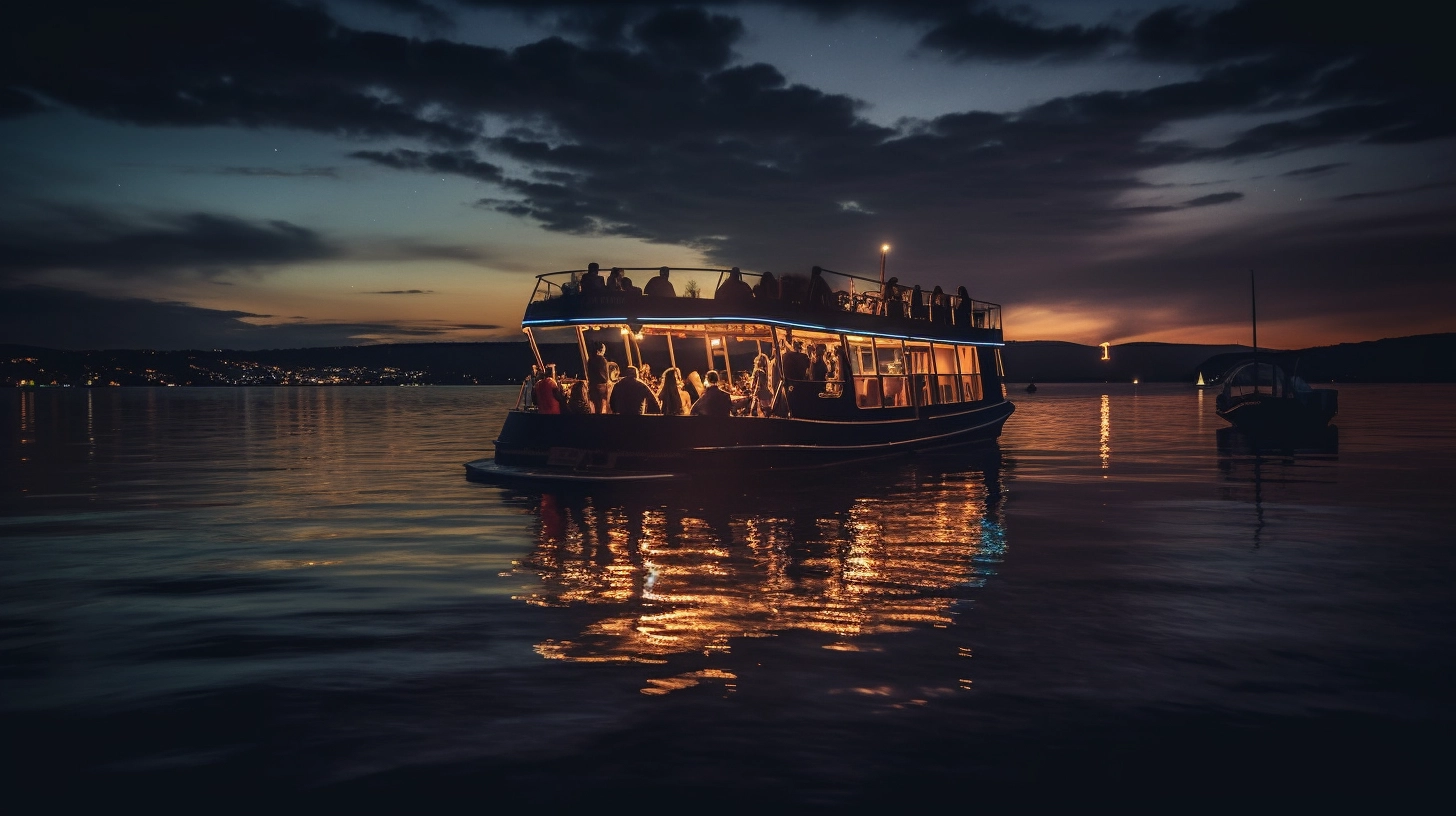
<box><xmin>644</xmin><ymin>267</ymin><xmax>676</xmax><ymax>298</ymax></box>
<box><xmin>587</xmin><ymin>343</ymin><xmax>610</xmax><ymax>414</ymax></box>
<box><xmin>581</xmin><ymin>263</ymin><xmax>605</xmax><ymax>296</ymax></box>
<box><xmin>807</xmin><ymin>267</ymin><xmax>835</xmax><ymax>310</ymax></box>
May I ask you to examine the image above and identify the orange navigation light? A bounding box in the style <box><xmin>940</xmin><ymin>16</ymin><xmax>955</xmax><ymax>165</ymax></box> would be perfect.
<box><xmin>1100</xmin><ymin>342</ymin><xmax>1111</xmax><ymax>361</ymax></box>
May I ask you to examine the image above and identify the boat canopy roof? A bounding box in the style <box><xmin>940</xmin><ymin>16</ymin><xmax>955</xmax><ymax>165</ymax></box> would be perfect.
<box><xmin>522</xmin><ymin>265</ymin><xmax>1004</xmax><ymax>346</ymax></box>
<box><xmin>1221</xmin><ymin>360</ymin><xmax>1314</xmax><ymax>394</ymax></box>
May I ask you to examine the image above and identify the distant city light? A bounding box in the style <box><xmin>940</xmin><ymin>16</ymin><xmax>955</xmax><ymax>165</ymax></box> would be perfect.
<box><xmin>1100</xmin><ymin>342</ymin><xmax>1111</xmax><ymax>361</ymax></box>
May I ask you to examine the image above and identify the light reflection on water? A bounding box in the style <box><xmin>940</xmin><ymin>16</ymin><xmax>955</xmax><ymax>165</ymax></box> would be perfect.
<box><xmin>3</xmin><ymin>384</ymin><xmax>1456</xmax><ymax>801</ymax></box>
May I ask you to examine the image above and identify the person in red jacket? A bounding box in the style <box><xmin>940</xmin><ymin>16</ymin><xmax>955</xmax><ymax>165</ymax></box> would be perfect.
<box><xmin>533</xmin><ymin>364</ymin><xmax>565</xmax><ymax>414</ymax></box>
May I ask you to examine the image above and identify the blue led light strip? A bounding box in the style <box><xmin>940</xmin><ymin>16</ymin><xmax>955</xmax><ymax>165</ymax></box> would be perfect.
<box><xmin>520</xmin><ymin>316</ymin><xmax>1004</xmax><ymax>347</ymax></box>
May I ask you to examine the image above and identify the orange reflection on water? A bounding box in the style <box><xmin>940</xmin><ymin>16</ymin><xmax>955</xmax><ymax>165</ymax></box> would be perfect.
<box><xmin>516</xmin><ymin>461</ymin><xmax>1008</xmax><ymax>671</ymax></box>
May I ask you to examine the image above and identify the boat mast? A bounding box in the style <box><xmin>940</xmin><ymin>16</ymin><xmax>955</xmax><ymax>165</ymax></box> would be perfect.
<box><xmin>1250</xmin><ymin>270</ymin><xmax>1258</xmax><ymax>395</ymax></box>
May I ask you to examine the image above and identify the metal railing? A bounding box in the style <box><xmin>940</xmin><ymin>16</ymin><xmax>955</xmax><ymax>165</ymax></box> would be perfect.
<box><xmin>528</xmin><ymin>265</ymin><xmax>1002</xmax><ymax>330</ymax></box>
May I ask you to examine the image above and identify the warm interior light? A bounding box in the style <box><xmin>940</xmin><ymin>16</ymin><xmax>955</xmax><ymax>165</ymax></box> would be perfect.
<box><xmin>620</xmin><ymin>327</ymin><xmax>630</xmax><ymax>335</ymax></box>
<box><xmin>710</xmin><ymin>338</ymin><xmax>721</xmax><ymax>347</ymax></box>
<box><xmin>882</xmin><ymin>244</ymin><xmax>890</xmax><ymax>252</ymax></box>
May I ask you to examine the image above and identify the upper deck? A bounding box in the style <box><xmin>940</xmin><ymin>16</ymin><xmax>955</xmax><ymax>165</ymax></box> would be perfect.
<box><xmin>522</xmin><ymin>266</ymin><xmax>1005</xmax><ymax>346</ymax></box>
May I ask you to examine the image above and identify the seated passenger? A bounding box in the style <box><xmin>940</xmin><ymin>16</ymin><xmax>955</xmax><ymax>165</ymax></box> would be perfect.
<box><xmin>606</xmin><ymin>267</ymin><xmax>625</xmax><ymax>291</ymax></box>
<box><xmin>657</xmin><ymin>367</ymin><xmax>690</xmax><ymax>416</ymax></box>
<box><xmin>581</xmin><ymin>263</ymin><xmax>605</xmax><ymax>296</ymax></box>
<box><xmin>564</xmin><ymin>380</ymin><xmax>592</xmax><ymax>414</ymax></box>
<box><xmin>622</xmin><ymin>276</ymin><xmax>643</xmax><ymax>297</ymax></box>
<box><xmin>685</xmin><ymin>370</ymin><xmax>704</xmax><ymax>402</ymax></box>
<box><xmin>781</xmin><ymin>339</ymin><xmax>811</xmax><ymax>382</ymax></box>
<box><xmin>690</xmin><ymin>370</ymin><xmax>733</xmax><ymax>417</ymax></box>
<box><xmin>644</xmin><ymin>267</ymin><xmax>676</xmax><ymax>298</ymax></box>
<box><xmin>753</xmin><ymin>270</ymin><xmax>779</xmax><ymax>301</ymax></box>
<box><xmin>714</xmin><ymin>267</ymin><xmax>755</xmax><ymax>304</ymax></box>
<box><xmin>608</xmin><ymin>366</ymin><xmax>661</xmax><ymax>415</ymax></box>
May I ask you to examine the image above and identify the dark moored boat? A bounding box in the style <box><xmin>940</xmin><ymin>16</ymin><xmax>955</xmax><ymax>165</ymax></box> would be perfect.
<box><xmin>466</xmin><ymin>265</ymin><xmax>1015</xmax><ymax>482</ymax></box>
<box><xmin>1214</xmin><ymin>360</ymin><xmax>1337</xmax><ymax>432</ymax></box>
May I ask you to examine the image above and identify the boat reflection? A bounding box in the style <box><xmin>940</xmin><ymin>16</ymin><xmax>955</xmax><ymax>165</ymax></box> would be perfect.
<box><xmin>507</xmin><ymin>448</ymin><xmax>1010</xmax><ymax>666</ymax></box>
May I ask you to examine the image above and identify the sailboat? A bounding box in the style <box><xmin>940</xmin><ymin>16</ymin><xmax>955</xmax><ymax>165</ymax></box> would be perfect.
<box><xmin>1214</xmin><ymin>272</ymin><xmax>1337</xmax><ymax>432</ymax></box>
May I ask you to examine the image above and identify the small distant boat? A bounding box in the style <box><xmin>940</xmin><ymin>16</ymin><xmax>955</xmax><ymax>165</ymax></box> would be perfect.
<box><xmin>1025</xmin><ymin>382</ymin><xmax>1038</xmax><ymax>393</ymax></box>
<box><xmin>1214</xmin><ymin>272</ymin><xmax>1336</xmax><ymax>432</ymax></box>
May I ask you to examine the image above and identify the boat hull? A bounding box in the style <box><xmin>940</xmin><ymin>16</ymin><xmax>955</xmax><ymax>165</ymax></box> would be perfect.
<box><xmin>1215</xmin><ymin>390</ymin><xmax>1337</xmax><ymax>432</ymax></box>
<box><xmin>471</xmin><ymin>399</ymin><xmax>1015</xmax><ymax>482</ymax></box>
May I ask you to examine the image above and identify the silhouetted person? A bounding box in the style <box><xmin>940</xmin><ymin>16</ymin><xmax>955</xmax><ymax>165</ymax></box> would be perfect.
<box><xmin>911</xmin><ymin>284</ymin><xmax>928</xmax><ymax>320</ymax></box>
<box><xmin>657</xmin><ymin>367</ymin><xmax>690</xmax><ymax>415</ymax></box>
<box><xmin>931</xmin><ymin>285</ymin><xmax>949</xmax><ymax>324</ymax></box>
<box><xmin>810</xmin><ymin>345</ymin><xmax>828</xmax><ymax>382</ymax></box>
<box><xmin>882</xmin><ymin>276</ymin><xmax>904</xmax><ymax>318</ymax></box>
<box><xmin>606</xmin><ymin>267</ymin><xmax>624</xmax><ymax>291</ymax></box>
<box><xmin>564</xmin><ymin>380</ymin><xmax>592</xmax><ymax>414</ymax></box>
<box><xmin>581</xmin><ymin>263</ymin><xmax>605</xmax><ymax>296</ymax></box>
<box><xmin>749</xmin><ymin>353</ymin><xmax>773</xmax><ymax>416</ymax></box>
<box><xmin>806</xmin><ymin>266</ymin><xmax>834</xmax><ymax>309</ymax></box>
<box><xmin>778</xmin><ymin>273</ymin><xmax>806</xmax><ymax>305</ymax></box>
<box><xmin>587</xmin><ymin>342</ymin><xmax>610</xmax><ymax>413</ymax></box>
<box><xmin>644</xmin><ymin>266</ymin><xmax>676</xmax><ymax>298</ymax></box>
<box><xmin>781</xmin><ymin>339</ymin><xmax>811</xmax><ymax>382</ymax></box>
<box><xmin>685</xmin><ymin>370</ymin><xmax>704</xmax><ymax>402</ymax></box>
<box><xmin>753</xmin><ymin>270</ymin><xmax>779</xmax><ymax>301</ymax></box>
<box><xmin>954</xmin><ymin>285</ymin><xmax>972</xmax><ymax>327</ymax></box>
<box><xmin>715</xmin><ymin>267</ymin><xmax>754</xmax><ymax>304</ymax></box>
<box><xmin>690</xmin><ymin>370</ymin><xmax>733</xmax><ymax>417</ymax></box>
<box><xmin>622</xmin><ymin>276</ymin><xmax>642</xmax><ymax>297</ymax></box>
<box><xmin>609</xmin><ymin>366</ymin><xmax>661</xmax><ymax>415</ymax></box>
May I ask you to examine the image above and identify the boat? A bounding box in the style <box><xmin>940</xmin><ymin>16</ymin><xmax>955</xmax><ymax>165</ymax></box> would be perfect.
<box><xmin>466</xmin><ymin>264</ymin><xmax>1015</xmax><ymax>483</ymax></box>
<box><xmin>1213</xmin><ymin>272</ymin><xmax>1337</xmax><ymax>432</ymax></box>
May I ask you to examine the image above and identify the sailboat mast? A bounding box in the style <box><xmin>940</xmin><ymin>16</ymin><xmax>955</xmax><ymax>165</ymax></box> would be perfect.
<box><xmin>1251</xmin><ymin>270</ymin><xmax>1258</xmax><ymax>394</ymax></box>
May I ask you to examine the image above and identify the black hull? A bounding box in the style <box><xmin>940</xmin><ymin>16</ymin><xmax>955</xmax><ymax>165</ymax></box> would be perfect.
<box><xmin>472</xmin><ymin>399</ymin><xmax>1014</xmax><ymax>481</ymax></box>
<box><xmin>1215</xmin><ymin>391</ymin><xmax>1337</xmax><ymax>433</ymax></box>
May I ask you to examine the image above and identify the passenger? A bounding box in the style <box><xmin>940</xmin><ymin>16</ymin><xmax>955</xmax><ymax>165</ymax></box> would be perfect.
<box><xmin>533</xmin><ymin>363</ymin><xmax>565</xmax><ymax>414</ymax></box>
<box><xmin>931</xmin><ymin>285</ymin><xmax>949</xmax><ymax>325</ymax></box>
<box><xmin>781</xmin><ymin>339</ymin><xmax>812</xmax><ymax>382</ymax></box>
<box><xmin>910</xmin><ymin>284</ymin><xmax>928</xmax><ymax>320</ymax></box>
<box><xmin>753</xmin><ymin>270</ymin><xmax>779</xmax><ymax>301</ymax></box>
<box><xmin>587</xmin><ymin>342</ymin><xmax>611</xmax><ymax>414</ymax></box>
<box><xmin>685</xmin><ymin>370</ymin><xmax>705</xmax><ymax>402</ymax></box>
<box><xmin>954</xmin><ymin>285</ymin><xmax>973</xmax><ymax>327</ymax></box>
<box><xmin>690</xmin><ymin>370</ymin><xmax>733</xmax><ymax>417</ymax></box>
<box><xmin>622</xmin><ymin>276</ymin><xmax>643</xmax><ymax>297</ymax></box>
<box><xmin>644</xmin><ymin>266</ymin><xmax>676</xmax><ymax>298</ymax></box>
<box><xmin>564</xmin><ymin>380</ymin><xmax>592</xmax><ymax>414</ymax></box>
<box><xmin>714</xmin><ymin>266</ymin><xmax>755</xmax><ymax>304</ymax></box>
<box><xmin>810</xmin><ymin>345</ymin><xmax>829</xmax><ymax>382</ymax></box>
<box><xmin>806</xmin><ymin>266</ymin><xmax>835</xmax><ymax>309</ymax></box>
<box><xmin>561</xmin><ymin>271</ymin><xmax>580</xmax><ymax>298</ymax></box>
<box><xmin>581</xmin><ymin>262</ymin><xmax>605</xmax><ymax>296</ymax></box>
<box><xmin>657</xmin><ymin>367</ymin><xmax>690</xmax><ymax>416</ymax></box>
<box><xmin>608</xmin><ymin>366</ymin><xmax>662</xmax><ymax>415</ymax></box>
<box><xmin>606</xmin><ymin>267</ymin><xmax>625</xmax><ymax>291</ymax></box>
<box><xmin>882</xmin><ymin>276</ymin><xmax>904</xmax><ymax>319</ymax></box>
<box><xmin>639</xmin><ymin>362</ymin><xmax>652</xmax><ymax>387</ymax></box>
<box><xmin>749</xmin><ymin>353</ymin><xmax>773</xmax><ymax>416</ymax></box>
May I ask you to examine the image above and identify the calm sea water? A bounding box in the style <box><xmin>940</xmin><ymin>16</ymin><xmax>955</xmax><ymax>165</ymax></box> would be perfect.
<box><xmin>3</xmin><ymin>384</ymin><xmax>1455</xmax><ymax>805</ymax></box>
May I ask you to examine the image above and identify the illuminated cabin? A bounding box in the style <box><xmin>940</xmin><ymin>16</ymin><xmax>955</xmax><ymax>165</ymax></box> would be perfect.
<box><xmin>469</xmin><ymin>265</ymin><xmax>1015</xmax><ymax>481</ymax></box>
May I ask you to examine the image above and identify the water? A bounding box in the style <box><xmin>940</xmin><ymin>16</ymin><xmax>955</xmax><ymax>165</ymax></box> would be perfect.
<box><xmin>3</xmin><ymin>384</ymin><xmax>1455</xmax><ymax>805</ymax></box>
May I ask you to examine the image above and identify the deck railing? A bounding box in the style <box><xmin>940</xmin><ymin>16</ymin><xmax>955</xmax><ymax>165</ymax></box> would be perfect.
<box><xmin>528</xmin><ymin>266</ymin><xmax>1002</xmax><ymax>331</ymax></box>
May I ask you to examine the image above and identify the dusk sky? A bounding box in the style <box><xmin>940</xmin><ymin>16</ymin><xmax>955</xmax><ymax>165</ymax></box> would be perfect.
<box><xmin>2</xmin><ymin>0</ymin><xmax>1451</xmax><ymax>350</ymax></box>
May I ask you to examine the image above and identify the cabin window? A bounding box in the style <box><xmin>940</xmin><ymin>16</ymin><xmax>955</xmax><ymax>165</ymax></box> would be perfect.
<box><xmin>957</xmin><ymin>345</ymin><xmax>983</xmax><ymax>402</ymax></box>
<box><xmin>844</xmin><ymin>336</ymin><xmax>879</xmax><ymax>408</ymax></box>
<box><xmin>875</xmin><ymin>338</ymin><xmax>910</xmax><ymax>408</ymax></box>
<box><xmin>994</xmin><ymin>348</ymin><xmax>1007</xmax><ymax>398</ymax></box>
<box><xmin>931</xmin><ymin>343</ymin><xmax>961</xmax><ymax>403</ymax></box>
<box><xmin>905</xmin><ymin>342</ymin><xmax>934</xmax><ymax>405</ymax></box>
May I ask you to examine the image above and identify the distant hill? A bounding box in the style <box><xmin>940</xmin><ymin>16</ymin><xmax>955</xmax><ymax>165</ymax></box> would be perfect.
<box><xmin>1002</xmin><ymin>333</ymin><xmax>1456</xmax><ymax>383</ymax></box>
<box><xmin>5</xmin><ymin>333</ymin><xmax>1454</xmax><ymax>386</ymax></box>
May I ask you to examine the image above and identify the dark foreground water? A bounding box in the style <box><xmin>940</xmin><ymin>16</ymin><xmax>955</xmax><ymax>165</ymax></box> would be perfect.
<box><xmin>3</xmin><ymin>384</ymin><xmax>1455</xmax><ymax>807</ymax></box>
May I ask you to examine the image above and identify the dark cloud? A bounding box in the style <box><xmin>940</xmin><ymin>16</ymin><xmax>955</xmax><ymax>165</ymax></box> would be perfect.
<box><xmin>369</xmin><ymin>289</ymin><xmax>434</xmax><ymax>294</ymax></box>
<box><xmin>1281</xmin><ymin>163</ymin><xmax>1346</xmax><ymax>177</ymax></box>
<box><xmin>211</xmin><ymin>166</ymin><xmax>340</xmax><ymax>178</ymax></box>
<box><xmin>1333</xmin><ymin>181</ymin><xmax>1456</xmax><ymax>202</ymax></box>
<box><xmin>921</xmin><ymin>8</ymin><xmax>1121</xmax><ymax>61</ymax></box>
<box><xmin>350</xmin><ymin>148</ymin><xmax>504</xmax><ymax>182</ymax></box>
<box><xmin>1183</xmin><ymin>192</ymin><xmax>1243</xmax><ymax>207</ymax></box>
<box><xmin>0</xmin><ymin>211</ymin><xmax>337</xmax><ymax>281</ymax></box>
<box><xmin>633</xmin><ymin>7</ymin><xmax>744</xmax><ymax>70</ymax></box>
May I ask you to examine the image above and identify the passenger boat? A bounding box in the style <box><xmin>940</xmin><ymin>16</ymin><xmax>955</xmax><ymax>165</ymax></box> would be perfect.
<box><xmin>466</xmin><ymin>265</ymin><xmax>1015</xmax><ymax>483</ymax></box>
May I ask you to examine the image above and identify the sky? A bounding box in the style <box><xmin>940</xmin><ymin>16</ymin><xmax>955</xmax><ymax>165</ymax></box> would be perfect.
<box><xmin>1</xmin><ymin>0</ymin><xmax>1452</xmax><ymax>350</ymax></box>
